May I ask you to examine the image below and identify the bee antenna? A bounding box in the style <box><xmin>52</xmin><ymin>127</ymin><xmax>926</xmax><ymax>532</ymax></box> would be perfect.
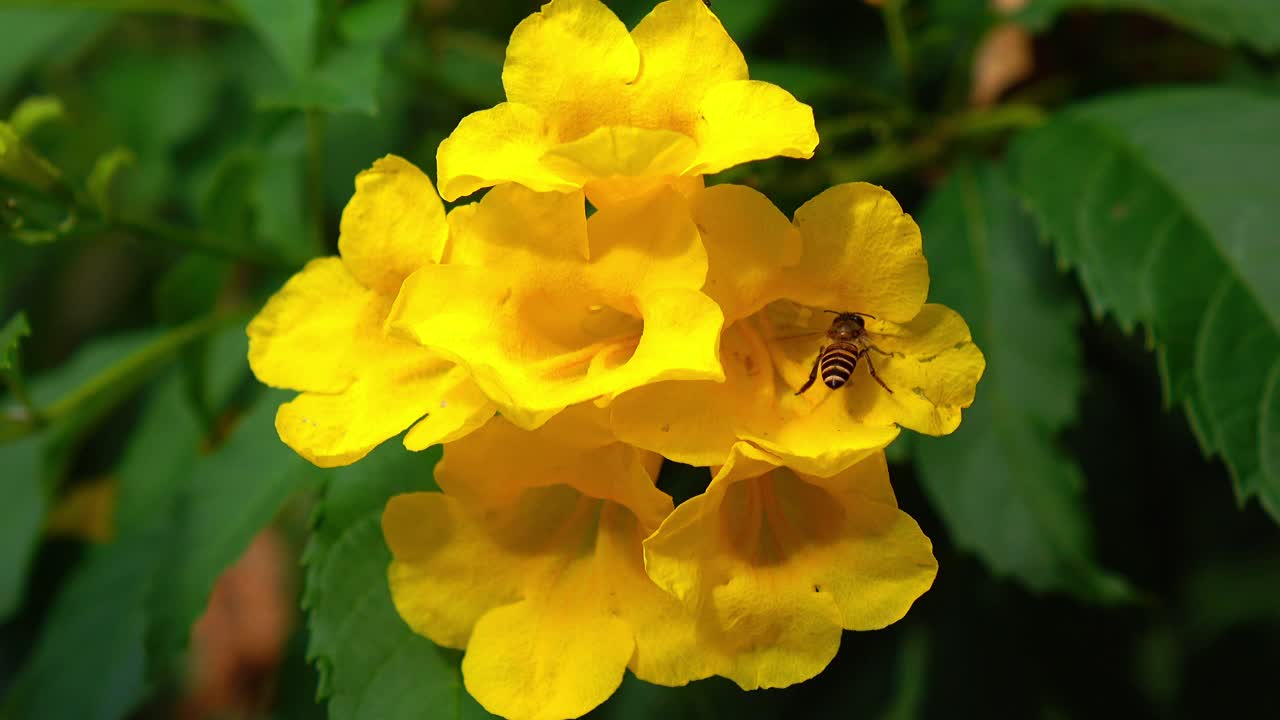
<box><xmin>823</xmin><ymin>309</ymin><xmax>841</xmax><ymax>316</ymax></box>
<box><xmin>851</xmin><ymin>311</ymin><xmax>877</xmax><ymax>319</ymax></box>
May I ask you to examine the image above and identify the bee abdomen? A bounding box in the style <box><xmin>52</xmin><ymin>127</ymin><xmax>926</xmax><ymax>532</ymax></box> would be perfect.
<box><xmin>820</xmin><ymin>344</ymin><xmax>859</xmax><ymax>389</ymax></box>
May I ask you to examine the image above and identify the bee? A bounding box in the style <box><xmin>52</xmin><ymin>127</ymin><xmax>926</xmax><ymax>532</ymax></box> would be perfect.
<box><xmin>795</xmin><ymin>310</ymin><xmax>894</xmax><ymax>396</ymax></box>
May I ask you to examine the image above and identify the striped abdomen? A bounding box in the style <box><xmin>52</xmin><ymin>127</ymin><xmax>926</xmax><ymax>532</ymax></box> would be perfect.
<box><xmin>820</xmin><ymin>342</ymin><xmax>860</xmax><ymax>389</ymax></box>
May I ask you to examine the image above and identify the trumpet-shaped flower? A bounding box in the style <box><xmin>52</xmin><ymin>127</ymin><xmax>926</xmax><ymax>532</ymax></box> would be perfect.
<box><xmin>389</xmin><ymin>183</ymin><xmax>725</xmax><ymax>430</ymax></box>
<box><xmin>611</xmin><ymin>182</ymin><xmax>985</xmax><ymax>476</ymax></box>
<box><xmin>247</xmin><ymin>156</ymin><xmax>495</xmax><ymax>467</ymax></box>
<box><xmin>436</xmin><ymin>0</ymin><xmax>818</xmax><ymax>208</ymax></box>
<box><xmin>383</xmin><ymin>416</ymin><xmax>710</xmax><ymax>720</ymax></box>
<box><xmin>643</xmin><ymin>444</ymin><xmax>936</xmax><ymax>690</ymax></box>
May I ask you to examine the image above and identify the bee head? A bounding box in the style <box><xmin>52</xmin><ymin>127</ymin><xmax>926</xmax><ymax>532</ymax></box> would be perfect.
<box><xmin>825</xmin><ymin>310</ymin><xmax>873</xmax><ymax>340</ymax></box>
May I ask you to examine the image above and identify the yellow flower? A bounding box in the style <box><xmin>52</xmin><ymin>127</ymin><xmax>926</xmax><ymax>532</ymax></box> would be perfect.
<box><xmin>436</xmin><ymin>0</ymin><xmax>818</xmax><ymax>208</ymax></box>
<box><xmin>643</xmin><ymin>443</ymin><xmax>936</xmax><ymax>690</ymax></box>
<box><xmin>247</xmin><ymin>156</ymin><xmax>495</xmax><ymax>467</ymax></box>
<box><xmin>389</xmin><ymin>183</ymin><xmax>725</xmax><ymax>430</ymax></box>
<box><xmin>611</xmin><ymin>182</ymin><xmax>986</xmax><ymax>476</ymax></box>
<box><xmin>383</xmin><ymin>413</ymin><xmax>710</xmax><ymax>720</ymax></box>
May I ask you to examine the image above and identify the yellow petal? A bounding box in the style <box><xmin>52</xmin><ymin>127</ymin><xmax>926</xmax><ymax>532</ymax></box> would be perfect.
<box><xmin>611</xmin><ymin>322</ymin><xmax>899</xmax><ymax>474</ymax></box>
<box><xmin>391</xmin><ymin>186</ymin><xmax>724</xmax><ymax>426</ymax></box>
<box><xmin>249</xmin><ymin>258</ymin><xmax>494</xmax><ymax>467</ymax></box>
<box><xmin>643</xmin><ymin>445</ymin><xmax>936</xmax><ymax>689</ymax></box>
<box><xmin>274</xmin><ymin>346</ymin><xmax>495</xmax><ymax>468</ymax></box>
<box><xmin>626</xmin><ymin>0</ymin><xmax>747</xmax><ymax>135</ymax></box>
<box><xmin>463</xmin><ymin>596</ymin><xmax>633</xmax><ymax>720</ymax></box>
<box><xmin>692</xmin><ymin>80</ymin><xmax>819</xmax><ymax>174</ymax></box>
<box><xmin>384</xmin><ymin>419</ymin><xmax>709</xmax><ymax>719</ymax></box>
<box><xmin>384</xmin><ymin>492</ymin><xmax>522</xmax><ymax>648</ymax></box>
<box><xmin>401</xmin><ymin>370</ymin><xmax>497</xmax><ymax>451</ymax></box>
<box><xmin>786</xmin><ymin>183</ymin><xmax>929</xmax><ymax>323</ymax></box>
<box><xmin>436</xmin><ymin>103</ymin><xmax>574</xmax><ymax>202</ymax></box>
<box><xmin>501</xmin><ymin>0</ymin><xmax>639</xmax><ymax>139</ymax></box>
<box><xmin>691</xmin><ymin>183</ymin><xmax>801</xmax><ymax>323</ymax></box>
<box><xmin>337</xmin><ymin>155</ymin><xmax>447</xmax><ymax>297</ymax></box>
<box><xmin>247</xmin><ymin>257</ymin><xmax>371</xmax><ymax>394</ymax></box>
<box><xmin>434</xmin><ymin>417</ymin><xmax>671</xmax><ymax>526</ymax></box>
<box><xmin>540</xmin><ymin>126</ymin><xmax>698</xmax><ymax>183</ymax></box>
<box><xmin>584</xmin><ymin>172</ymin><xmax>706</xmax><ymax>211</ymax></box>
<box><xmin>539</xmin><ymin>125</ymin><xmax>698</xmax><ymax>207</ymax></box>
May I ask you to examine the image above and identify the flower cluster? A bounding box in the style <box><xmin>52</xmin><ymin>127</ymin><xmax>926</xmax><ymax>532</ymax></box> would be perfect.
<box><xmin>247</xmin><ymin>1</ymin><xmax>984</xmax><ymax>718</ymax></box>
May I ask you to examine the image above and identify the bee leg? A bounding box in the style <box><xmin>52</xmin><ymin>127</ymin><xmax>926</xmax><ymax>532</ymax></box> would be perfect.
<box><xmin>862</xmin><ymin>350</ymin><xmax>894</xmax><ymax>394</ymax></box>
<box><xmin>864</xmin><ymin>343</ymin><xmax>894</xmax><ymax>357</ymax></box>
<box><xmin>795</xmin><ymin>345</ymin><xmax>824</xmax><ymax>395</ymax></box>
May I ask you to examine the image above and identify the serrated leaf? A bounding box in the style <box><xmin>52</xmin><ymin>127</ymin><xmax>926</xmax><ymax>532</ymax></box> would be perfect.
<box><xmin>145</xmin><ymin>389</ymin><xmax>321</xmax><ymax>664</ymax></box>
<box><xmin>304</xmin><ymin>441</ymin><xmax>492</xmax><ymax>719</ymax></box>
<box><xmin>0</xmin><ymin>311</ymin><xmax>30</xmax><ymax>372</ymax></box>
<box><xmin>914</xmin><ymin>162</ymin><xmax>1132</xmax><ymax>602</ymax></box>
<box><xmin>1009</xmin><ymin>87</ymin><xmax>1280</xmax><ymax>521</ymax></box>
<box><xmin>1018</xmin><ymin>0</ymin><xmax>1280</xmax><ymax>52</ymax></box>
<box><xmin>232</xmin><ymin>0</ymin><xmax>318</xmax><ymax>78</ymax></box>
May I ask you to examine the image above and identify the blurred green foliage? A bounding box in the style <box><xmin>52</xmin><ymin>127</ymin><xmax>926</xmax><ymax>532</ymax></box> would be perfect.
<box><xmin>1</xmin><ymin>0</ymin><xmax>1278</xmax><ymax>719</ymax></box>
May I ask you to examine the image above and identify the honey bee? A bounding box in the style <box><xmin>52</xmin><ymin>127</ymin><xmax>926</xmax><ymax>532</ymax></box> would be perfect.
<box><xmin>795</xmin><ymin>310</ymin><xmax>894</xmax><ymax>395</ymax></box>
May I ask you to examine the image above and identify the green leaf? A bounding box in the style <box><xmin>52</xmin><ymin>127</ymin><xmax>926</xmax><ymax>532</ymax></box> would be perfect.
<box><xmin>432</xmin><ymin>31</ymin><xmax>505</xmax><ymax>107</ymax></box>
<box><xmin>0</xmin><ymin>533</ymin><xmax>156</xmax><ymax>720</ymax></box>
<box><xmin>145</xmin><ymin>389</ymin><xmax>322</xmax><ymax>664</ymax></box>
<box><xmin>233</xmin><ymin>0</ymin><xmax>319</xmax><ymax>77</ymax></box>
<box><xmin>3</xmin><ymin>331</ymin><xmax>269</xmax><ymax>719</ymax></box>
<box><xmin>1019</xmin><ymin>0</ymin><xmax>1280</xmax><ymax>52</ymax></box>
<box><xmin>113</xmin><ymin>325</ymin><xmax>249</xmax><ymax>530</ymax></box>
<box><xmin>0</xmin><ymin>311</ymin><xmax>30</xmax><ymax>372</ymax></box>
<box><xmin>914</xmin><ymin>161</ymin><xmax>1132</xmax><ymax>602</ymax></box>
<box><xmin>1009</xmin><ymin>87</ymin><xmax>1280</xmax><ymax>521</ymax></box>
<box><xmin>0</xmin><ymin>8</ymin><xmax>105</xmax><ymax>98</ymax></box>
<box><xmin>0</xmin><ymin>435</ymin><xmax>46</xmax><ymax>621</ymax></box>
<box><xmin>0</xmin><ymin>324</ymin><xmax>244</xmax><ymax>625</ymax></box>
<box><xmin>155</xmin><ymin>255</ymin><xmax>231</xmax><ymax>326</ymax></box>
<box><xmin>305</xmin><ymin>441</ymin><xmax>492</xmax><ymax>719</ymax></box>
<box><xmin>339</xmin><ymin>0</ymin><xmax>408</xmax><ymax>47</ymax></box>
<box><xmin>260</xmin><ymin>44</ymin><xmax>382</xmax><ymax>115</ymax></box>
<box><xmin>709</xmin><ymin>0</ymin><xmax>779</xmax><ymax>43</ymax></box>
<box><xmin>0</xmin><ymin>1</ymin><xmax>240</xmax><ymax>22</ymax></box>
<box><xmin>85</xmin><ymin>47</ymin><xmax>223</xmax><ymax>209</ymax></box>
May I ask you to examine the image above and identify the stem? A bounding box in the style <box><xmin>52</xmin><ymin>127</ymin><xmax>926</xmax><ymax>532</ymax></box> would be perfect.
<box><xmin>114</xmin><ymin>217</ymin><xmax>297</xmax><ymax>269</ymax></box>
<box><xmin>882</xmin><ymin>0</ymin><xmax>913</xmax><ymax>94</ymax></box>
<box><xmin>828</xmin><ymin>103</ymin><xmax>1046</xmax><ymax>181</ymax></box>
<box><xmin>42</xmin><ymin>312</ymin><xmax>236</xmax><ymax>423</ymax></box>
<box><xmin>305</xmin><ymin>110</ymin><xmax>328</xmax><ymax>256</ymax></box>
